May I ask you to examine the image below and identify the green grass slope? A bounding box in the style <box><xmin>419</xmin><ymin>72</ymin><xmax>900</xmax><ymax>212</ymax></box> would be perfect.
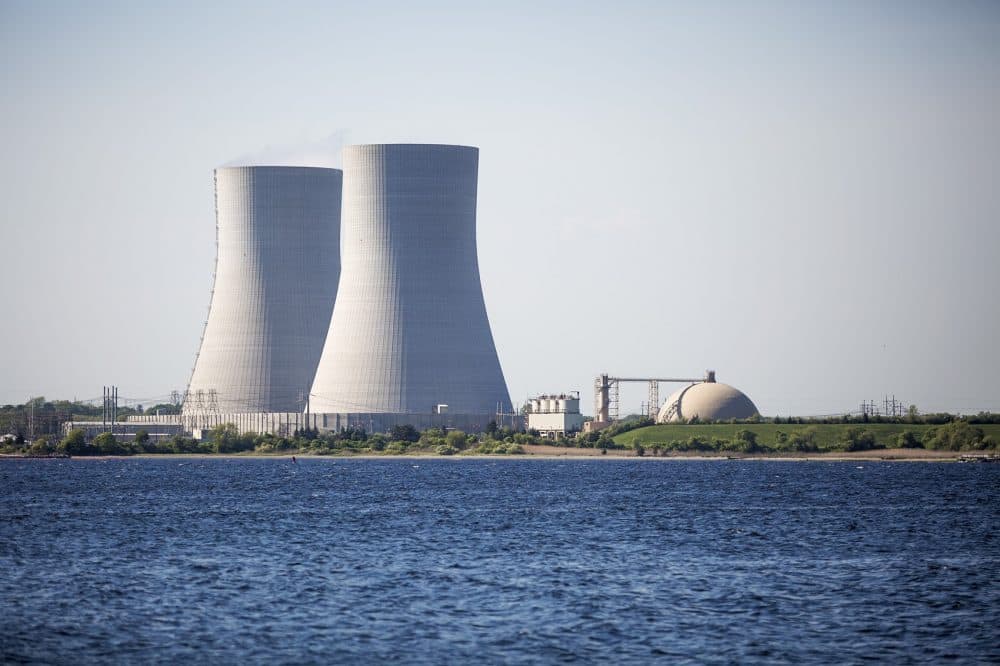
<box><xmin>614</xmin><ymin>423</ymin><xmax>1000</xmax><ymax>450</ymax></box>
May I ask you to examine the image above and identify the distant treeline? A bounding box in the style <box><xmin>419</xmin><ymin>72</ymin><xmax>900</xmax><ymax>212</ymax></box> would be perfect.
<box><xmin>766</xmin><ymin>412</ymin><xmax>1000</xmax><ymax>425</ymax></box>
<box><xmin>3</xmin><ymin>396</ymin><xmax>1000</xmax><ymax>457</ymax></box>
<box><xmin>2</xmin><ymin>422</ymin><xmax>530</xmax><ymax>457</ymax></box>
<box><xmin>0</xmin><ymin>397</ymin><xmax>180</xmax><ymax>440</ymax></box>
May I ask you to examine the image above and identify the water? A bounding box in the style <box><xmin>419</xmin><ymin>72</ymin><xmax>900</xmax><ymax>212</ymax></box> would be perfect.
<box><xmin>1</xmin><ymin>459</ymin><xmax>997</xmax><ymax>664</ymax></box>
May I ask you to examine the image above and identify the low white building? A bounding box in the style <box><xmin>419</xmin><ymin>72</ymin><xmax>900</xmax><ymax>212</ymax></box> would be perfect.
<box><xmin>62</xmin><ymin>420</ymin><xmax>185</xmax><ymax>443</ymax></box>
<box><xmin>526</xmin><ymin>392</ymin><xmax>585</xmax><ymax>437</ymax></box>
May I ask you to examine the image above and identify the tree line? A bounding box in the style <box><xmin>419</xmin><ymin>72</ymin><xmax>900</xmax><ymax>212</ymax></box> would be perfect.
<box><xmin>0</xmin><ymin>397</ymin><xmax>180</xmax><ymax>441</ymax></box>
<box><xmin>1</xmin><ymin>421</ymin><xmax>531</xmax><ymax>457</ymax></box>
<box><xmin>623</xmin><ymin>421</ymin><xmax>998</xmax><ymax>456</ymax></box>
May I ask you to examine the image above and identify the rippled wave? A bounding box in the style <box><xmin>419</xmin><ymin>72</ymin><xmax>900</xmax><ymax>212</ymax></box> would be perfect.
<box><xmin>2</xmin><ymin>459</ymin><xmax>997</xmax><ymax>663</ymax></box>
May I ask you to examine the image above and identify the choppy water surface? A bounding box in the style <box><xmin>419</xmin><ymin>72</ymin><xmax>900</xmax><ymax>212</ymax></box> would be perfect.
<box><xmin>1</xmin><ymin>459</ymin><xmax>997</xmax><ymax>663</ymax></box>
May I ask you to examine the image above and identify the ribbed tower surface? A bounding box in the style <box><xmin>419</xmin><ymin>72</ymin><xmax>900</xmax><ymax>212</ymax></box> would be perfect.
<box><xmin>310</xmin><ymin>144</ymin><xmax>511</xmax><ymax>415</ymax></box>
<box><xmin>184</xmin><ymin>166</ymin><xmax>342</xmax><ymax>414</ymax></box>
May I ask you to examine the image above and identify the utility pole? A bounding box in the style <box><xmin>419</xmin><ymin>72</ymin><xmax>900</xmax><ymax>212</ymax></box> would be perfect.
<box><xmin>109</xmin><ymin>386</ymin><xmax>118</xmax><ymax>436</ymax></box>
<box><xmin>102</xmin><ymin>386</ymin><xmax>119</xmax><ymax>435</ymax></box>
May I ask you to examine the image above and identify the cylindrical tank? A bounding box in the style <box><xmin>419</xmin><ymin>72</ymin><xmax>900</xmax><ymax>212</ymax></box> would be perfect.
<box><xmin>310</xmin><ymin>144</ymin><xmax>511</xmax><ymax>415</ymax></box>
<box><xmin>184</xmin><ymin>166</ymin><xmax>342</xmax><ymax>414</ymax></box>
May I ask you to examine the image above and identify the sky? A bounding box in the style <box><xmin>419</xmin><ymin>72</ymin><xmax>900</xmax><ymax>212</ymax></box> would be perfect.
<box><xmin>2</xmin><ymin>0</ymin><xmax>999</xmax><ymax>416</ymax></box>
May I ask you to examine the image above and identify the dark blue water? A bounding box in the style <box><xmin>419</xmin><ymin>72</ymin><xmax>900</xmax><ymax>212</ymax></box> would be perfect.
<box><xmin>1</xmin><ymin>459</ymin><xmax>997</xmax><ymax>664</ymax></box>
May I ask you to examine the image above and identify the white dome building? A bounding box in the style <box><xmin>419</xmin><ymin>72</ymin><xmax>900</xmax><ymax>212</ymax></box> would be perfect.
<box><xmin>656</xmin><ymin>381</ymin><xmax>759</xmax><ymax>423</ymax></box>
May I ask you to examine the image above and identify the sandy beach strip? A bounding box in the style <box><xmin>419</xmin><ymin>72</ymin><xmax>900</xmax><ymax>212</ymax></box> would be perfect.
<box><xmin>7</xmin><ymin>447</ymin><xmax>985</xmax><ymax>462</ymax></box>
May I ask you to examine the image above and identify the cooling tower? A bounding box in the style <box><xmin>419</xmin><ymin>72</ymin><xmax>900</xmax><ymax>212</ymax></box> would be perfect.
<box><xmin>184</xmin><ymin>166</ymin><xmax>342</xmax><ymax>414</ymax></box>
<box><xmin>310</xmin><ymin>144</ymin><xmax>511</xmax><ymax>416</ymax></box>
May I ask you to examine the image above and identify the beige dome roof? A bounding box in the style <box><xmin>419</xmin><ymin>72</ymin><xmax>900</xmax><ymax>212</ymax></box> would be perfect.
<box><xmin>656</xmin><ymin>381</ymin><xmax>758</xmax><ymax>423</ymax></box>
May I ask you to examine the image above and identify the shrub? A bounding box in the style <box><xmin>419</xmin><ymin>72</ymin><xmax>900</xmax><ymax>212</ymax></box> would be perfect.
<box><xmin>896</xmin><ymin>430</ymin><xmax>922</xmax><ymax>449</ymax></box>
<box><xmin>166</xmin><ymin>436</ymin><xmax>208</xmax><ymax>454</ymax></box>
<box><xmin>463</xmin><ymin>441</ymin><xmax>524</xmax><ymax>455</ymax></box>
<box><xmin>418</xmin><ymin>433</ymin><xmax>445</xmax><ymax>449</ymax></box>
<box><xmin>841</xmin><ymin>428</ymin><xmax>880</xmax><ymax>452</ymax></box>
<box><xmin>603</xmin><ymin>417</ymin><xmax>654</xmax><ymax>438</ymax></box>
<box><xmin>292</xmin><ymin>427</ymin><xmax>319</xmax><ymax>441</ymax></box>
<box><xmin>445</xmin><ymin>430</ymin><xmax>469</xmax><ymax>450</ymax></box>
<box><xmin>730</xmin><ymin>429</ymin><xmax>762</xmax><ymax>453</ymax></box>
<box><xmin>368</xmin><ymin>433</ymin><xmax>387</xmax><ymax>451</ymax></box>
<box><xmin>684</xmin><ymin>436</ymin><xmax>715</xmax><ymax>452</ymax></box>
<box><xmin>341</xmin><ymin>426</ymin><xmax>367</xmax><ymax>441</ymax></box>
<box><xmin>209</xmin><ymin>424</ymin><xmax>255</xmax><ymax>454</ymax></box>
<box><xmin>93</xmin><ymin>432</ymin><xmax>130</xmax><ymax>455</ymax></box>
<box><xmin>253</xmin><ymin>433</ymin><xmax>296</xmax><ymax>452</ymax></box>
<box><xmin>435</xmin><ymin>444</ymin><xmax>458</xmax><ymax>456</ymax></box>
<box><xmin>29</xmin><ymin>437</ymin><xmax>55</xmax><ymax>455</ymax></box>
<box><xmin>390</xmin><ymin>424</ymin><xmax>421</xmax><ymax>443</ymax></box>
<box><xmin>784</xmin><ymin>427</ymin><xmax>818</xmax><ymax>452</ymax></box>
<box><xmin>923</xmin><ymin>421</ymin><xmax>987</xmax><ymax>451</ymax></box>
<box><xmin>58</xmin><ymin>429</ymin><xmax>89</xmax><ymax>455</ymax></box>
<box><xmin>385</xmin><ymin>441</ymin><xmax>409</xmax><ymax>454</ymax></box>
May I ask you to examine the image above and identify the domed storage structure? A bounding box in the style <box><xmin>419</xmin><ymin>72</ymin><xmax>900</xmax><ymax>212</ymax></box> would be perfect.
<box><xmin>656</xmin><ymin>380</ymin><xmax>759</xmax><ymax>423</ymax></box>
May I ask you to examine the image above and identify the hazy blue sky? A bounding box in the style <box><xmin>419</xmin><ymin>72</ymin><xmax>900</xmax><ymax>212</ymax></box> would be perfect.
<box><xmin>2</xmin><ymin>1</ymin><xmax>998</xmax><ymax>415</ymax></box>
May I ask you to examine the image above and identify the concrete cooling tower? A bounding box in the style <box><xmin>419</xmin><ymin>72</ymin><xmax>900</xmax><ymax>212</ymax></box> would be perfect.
<box><xmin>184</xmin><ymin>166</ymin><xmax>342</xmax><ymax>414</ymax></box>
<box><xmin>310</xmin><ymin>144</ymin><xmax>511</xmax><ymax>417</ymax></box>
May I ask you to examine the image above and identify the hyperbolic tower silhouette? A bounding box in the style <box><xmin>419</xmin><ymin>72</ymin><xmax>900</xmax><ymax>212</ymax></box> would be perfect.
<box><xmin>184</xmin><ymin>166</ymin><xmax>342</xmax><ymax>414</ymax></box>
<box><xmin>310</xmin><ymin>144</ymin><xmax>511</xmax><ymax>415</ymax></box>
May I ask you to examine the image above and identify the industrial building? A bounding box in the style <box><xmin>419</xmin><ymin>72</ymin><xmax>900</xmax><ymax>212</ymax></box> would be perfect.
<box><xmin>586</xmin><ymin>371</ymin><xmax>758</xmax><ymax>430</ymax></box>
<box><xmin>63</xmin><ymin>420</ymin><xmax>185</xmax><ymax>444</ymax></box>
<box><xmin>165</xmin><ymin>144</ymin><xmax>758</xmax><ymax>441</ymax></box>
<box><xmin>184</xmin><ymin>166</ymin><xmax>342</xmax><ymax>414</ymax></box>
<box><xmin>526</xmin><ymin>393</ymin><xmax>585</xmax><ymax>437</ymax></box>
<box><xmin>309</xmin><ymin>144</ymin><xmax>512</xmax><ymax>420</ymax></box>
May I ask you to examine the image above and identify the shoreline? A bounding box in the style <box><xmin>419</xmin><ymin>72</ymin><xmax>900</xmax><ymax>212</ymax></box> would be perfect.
<box><xmin>3</xmin><ymin>448</ymin><xmax>992</xmax><ymax>463</ymax></box>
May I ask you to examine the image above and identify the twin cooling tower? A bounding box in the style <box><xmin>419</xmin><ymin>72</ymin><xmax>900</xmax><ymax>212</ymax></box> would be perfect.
<box><xmin>184</xmin><ymin>166</ymin><xmax>341</xmax><ymax>413</ymax></box>
<box><xmin>184</xmin><ymin>144</ymin><xmax>511</xmax><ymax>419</ymax></box>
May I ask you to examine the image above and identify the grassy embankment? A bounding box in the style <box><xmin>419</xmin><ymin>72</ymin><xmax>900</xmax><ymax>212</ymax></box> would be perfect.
<box><xmin>614</xmin><ymin>423</ymin><xmax>1000</xmax><ymax>451</ymax></box>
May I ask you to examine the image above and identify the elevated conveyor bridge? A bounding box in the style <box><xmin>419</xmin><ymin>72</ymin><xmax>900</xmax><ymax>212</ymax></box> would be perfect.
<box><xmin>594</xmin><ymin>371</ymin><xmax>716</xmax><ymax>424</ymax></box>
